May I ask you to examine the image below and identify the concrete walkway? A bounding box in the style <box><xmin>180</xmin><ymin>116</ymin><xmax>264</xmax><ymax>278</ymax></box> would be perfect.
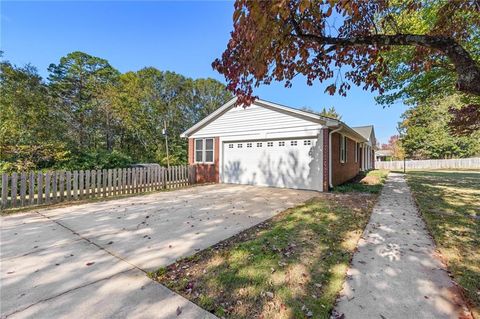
<box><xmin>334</xmin><ymin>173</ymin><xmax>472</xmax><ymax>319</ymax></box>
<box><xmin>1</xmin><ymin>184</ymin><xmax>314</xmax><ymax>319</ymax></box>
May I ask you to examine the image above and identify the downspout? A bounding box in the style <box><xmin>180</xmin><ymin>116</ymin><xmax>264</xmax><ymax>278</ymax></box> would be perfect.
<box><xmin>328</xmin><ymin>125</ymin><xmax>343</xmax><ymax>189</ymax></box>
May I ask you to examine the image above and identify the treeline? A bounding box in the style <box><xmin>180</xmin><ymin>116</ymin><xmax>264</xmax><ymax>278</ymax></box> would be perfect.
<box><xmin>398</xmin><ymin>95</ymin><xmax>480</xmax><ymax>160</ymax></box>
<box><xmin>0</xmin><ymin>51</ymin><xmax>232</xmax><ymax>173</ymax></box>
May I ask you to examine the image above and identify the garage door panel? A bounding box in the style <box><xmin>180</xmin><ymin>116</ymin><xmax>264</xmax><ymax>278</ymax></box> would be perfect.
<box><xmin>222</xmin><ymin>138</ymin><xmax>323</xmax><ymax>191</ymax></box>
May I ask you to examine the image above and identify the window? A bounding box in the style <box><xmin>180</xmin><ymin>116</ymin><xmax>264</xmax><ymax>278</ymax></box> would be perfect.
<box><xmin>340</xmin><ymin>135</ymin><xmax>347</xmax><ymax>163</ymax></box>
<box><xmin>257</xmin><ymin>142</ymin><xmax>262</xmax><ymax>147</ymax></box>
<box><xmin>267</xmin><ymin>142</ymin><xmax>273</xmax><ymax>147</ymax></box>
<box><xmin>304</xmin><ymin>140</ymin><xmax>311</xmax><ymax>146</ymax></box>
<box><xmin>291</xmin><ymin>140</ymin><xmax>297</xmax><ymax>146</ymax></box>
<box><xmin>237</xmin><ymin>143</ymin><xmax>243</xmax><ymax>148</ymax></box>
<box><xmin>279</xmin><ymin>141</ymin><xmax>285</xmax><ymax>146</ymax></box>
<box><xmin>247</xmin><ymin>142</ymin><xmax>252</xmax><ymax>148</ymax></box>
<box><xmin>195</xmin><ymin>138</ymin><xmax>214</xmax><ymax>163</ymax></box>
<box><xmin>355</xmin><ymin>142</ymin><xmax>359</xmax><ymax>163</ymax></box>
<box><xmin>228</xmin><ymin>144</ymin><xmax>233</xmax><ymax>148</ymax></box>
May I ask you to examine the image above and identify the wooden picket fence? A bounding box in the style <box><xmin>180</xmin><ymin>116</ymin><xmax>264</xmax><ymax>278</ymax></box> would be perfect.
<box><xmin>0</xmin><ymin>165</ymin><xmax>196</xmax><ymax>210</ymax></box>
<box><xmin>375</xmin><ymin>157</ymin><xmax>480</xmax><ymax>170</ymax></box>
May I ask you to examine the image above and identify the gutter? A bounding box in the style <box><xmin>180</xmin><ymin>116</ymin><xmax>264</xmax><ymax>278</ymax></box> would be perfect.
<box><xmin>328</xmin><ymin>125</ymin><xmax>343</xmax><ymax>189</ymax></box>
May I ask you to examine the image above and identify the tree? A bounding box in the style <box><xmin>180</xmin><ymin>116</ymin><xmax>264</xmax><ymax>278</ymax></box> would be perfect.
<box><xmin>381</xmin><ymin>135</ymin><xmax>404</xmax><ymax>160</ymax></box>
<box><xmin>0</xmin><ymin>60</ymin><xmax>67</xmax><ymax>172</ymax></box>
<box><xmin>1</xmin><ymin>51</ymin><xmax>232</xmax><ymax>172</ymax></box>
<box><xmin>399</xmin><ymin>95</ymin><xmax>480</xmax><ymax>159</ymax></box>
<box><xmin>319</xmin><ymin>106</ymin><xmax>341</xmax><ymax>120</ymax></box>
<box><xmin>212</xmin><ymin>1</ymin><xmax>480</xmax><ymax>125</ymax></box>
<box><xmin>107</xmin><ymin>68</ymin><xmax>232</xmax><ymax>165</ymax></box>
<box><xmin>48</xmin><ymin>51</ymin><xmax>120</xmax><ymax>152</ymax></box>
<box><xmin>300</xmin><ymin>105</ymin><xmax>342</xmax><ymax>119</ymax></box>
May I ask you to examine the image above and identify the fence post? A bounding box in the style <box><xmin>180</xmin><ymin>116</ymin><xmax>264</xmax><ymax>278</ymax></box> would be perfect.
<box><xmin>66</xmin><ymin>171</ymin><xmax>71</xmax><ymax>201</ymax></box>
<box><xmin>112</xmin><ymin>169</ymin><xmax>117</xmax><ymax>196</ymax></box>
<box><xmin>90</xmin><ymin>170</ymin><xmax>96</xmax><ymax>198</ymax></box>
<box><xmin>85</xmin><ymin>170</ymin><xmax>90</xmax><ymax>199</ymax></box>
<box><xmin>79</xmin><ymin>170</ymin><xmax>84</xmax><ymax>200</ymax></box>
<box><xmin>1</xmin><ymin>173</ymin><xmax>8</xmax><ymax>209</ymax></box>
<box><xmin>97</xmin><ymin>170</ymin><xmax>102</xmax><ymax>198</ymax></box>
<box><xmin>10</xmin><ymin>172</ymin><xmax>18</xmax><ymax>208</ymax></box>
<box><xmin>122</xmin><ymin>168</ymin><xmax>126</xmax><ymax>195</ymax></box>
<box><xmin>20</xmin><ymin>172</ymin><xmax>27</xmax><ymax>207</ymax></box>
<box><xmin>37</xmin><ymin>172</ymin><xmax>43</xmax><ymax>205</ymax></box>
<box><xmin>73</xmin><ymin>170</ymin><xmax>78</xmax><ymax>200</ymax></box>
<box><xmin>52</xmin><ymin>171</ymin><xmax>58</xmax><ymax>203</ymax></box>
<box><xmin>59</xmin><ymin>171</ymin><xmax>65</xmax><ymax>202</ymax></box>
<box><xmin>29</xmin><ymin>171</ymin><xmax>35</xmax><ymax>205</ymax></box>
<box><xmin>45</xmin><ymin>172</ymin><xmax>51</xmax><ymax>205</ymax></box>
<box><xmin>102</xmin><ymin>169</ymin><xmax>107</xmax><ymax>197</ymax></box>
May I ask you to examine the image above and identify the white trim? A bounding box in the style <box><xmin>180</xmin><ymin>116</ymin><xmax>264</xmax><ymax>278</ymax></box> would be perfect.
<box><xmin>181</xmin><ymin>97</ymin><xmax>370</xmax><ymax>144</ymax></box>
<box><xmin>194</xmin><ymin>137</ymin><xmax>214</xmax><ymax>164</ymax></box>
<box><xmin>182</xmin><ymin>97</ymin><xmax>336</xmax><ymax>138</ymax></box>
<box><xmin>340</xmin><ymin>134</ymin><xmax>346</xmax><ymax>164</ymax></box>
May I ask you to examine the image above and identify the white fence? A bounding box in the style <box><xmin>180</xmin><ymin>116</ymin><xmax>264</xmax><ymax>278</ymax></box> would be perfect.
<box><xmin>1</xmin><ymin>165</ymin><xmax>195</xmax><ymax>210</ymax></box>
<box><xmin>375</xmin><ymin>157</ymin><xmax>480</xmax><ymax>170</ymax></box>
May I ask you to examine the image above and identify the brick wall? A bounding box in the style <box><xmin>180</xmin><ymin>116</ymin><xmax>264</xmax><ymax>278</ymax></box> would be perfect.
<box><xmin>331</xmin><ymin>132</ymin><xmax>361</xmax><ymax>186</ymax></box>
<box><xmin>188</xmin><ymin>137</ymin><xmax>219</xmax><ymax>183</ymax></box>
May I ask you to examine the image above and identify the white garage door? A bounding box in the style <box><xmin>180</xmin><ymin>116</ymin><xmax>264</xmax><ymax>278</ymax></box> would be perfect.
<box><xmin>221</xmin><ymin>138</ymin><xmax>323</xmax><ymax>191</ymax></box>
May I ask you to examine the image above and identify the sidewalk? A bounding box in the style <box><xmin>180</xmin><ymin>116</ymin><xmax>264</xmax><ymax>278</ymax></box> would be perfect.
<box><xmin>334</xmin><ymin>173</ymin><xmax>472</xmax><ymax>319</ymax></box>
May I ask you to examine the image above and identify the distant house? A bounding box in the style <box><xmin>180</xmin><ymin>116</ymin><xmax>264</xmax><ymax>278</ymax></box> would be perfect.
<box><xmin>375</xmin><ymin>149</ymin><xmax>394</xmax><ymax>162</ymax></box>
<box><xmin>181</xmin><ymin>98</ymin><xmax>376</xmax><ymax>192</ymax></box>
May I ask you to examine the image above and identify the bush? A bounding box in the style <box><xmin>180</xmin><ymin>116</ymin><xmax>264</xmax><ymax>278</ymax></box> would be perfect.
<box><xmin>56</xmin><ymin>150</ymin><xmax>133</xmax><ymax>171</ymax></box>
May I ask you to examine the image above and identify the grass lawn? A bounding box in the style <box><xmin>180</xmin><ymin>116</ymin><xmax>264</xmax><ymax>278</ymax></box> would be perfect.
<box><xmin>150</xmin><ymin>191</ymin><xmax>379</xmax><ymax>318</ymax></box>
<box><xmin>333</xmin><ymin>169</ymin><xmax>389</xmax><ymax>194</ymax></box>
<box><xmin>405</xmin><ymin>170</ymin><xmax>480</xmax><ymax>318</ymax></box>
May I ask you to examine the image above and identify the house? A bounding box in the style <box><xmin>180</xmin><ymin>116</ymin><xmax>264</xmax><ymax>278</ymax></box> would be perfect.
<box><xmin>181</xmin><ymin>98</ymin><xmax>376</xmax><ymax>192</ymax></box>
<box><xmin>375</xmin><ymin>149</ymin><xmax>393</xmax><ymax>161</ymax></box>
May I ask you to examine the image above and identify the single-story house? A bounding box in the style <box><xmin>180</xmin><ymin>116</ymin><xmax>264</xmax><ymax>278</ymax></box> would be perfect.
<box><xmin>375</xmin><ymin>149</ymin><xmax>393</xmax><ymax>161</ymax></box>
<box><xmin>181</xmin><ymin>98</ymin><xmax>376</xmax><ymax>192</ymax></box>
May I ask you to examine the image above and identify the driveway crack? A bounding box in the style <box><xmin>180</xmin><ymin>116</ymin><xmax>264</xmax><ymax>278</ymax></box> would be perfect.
<box><xmin>3</xmin><ymin>268</ymin><xmax>133</xmax><ymax>318</ymax></box>
<box><xmin>35</xmin><ymin>211</ymin><xmax>147</xmax><ymax>274</ymax></box>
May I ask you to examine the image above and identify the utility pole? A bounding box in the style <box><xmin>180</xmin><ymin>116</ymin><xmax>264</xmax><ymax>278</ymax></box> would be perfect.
<box><xmin>163</xmin><ymin>119</ymin><xmax>170</xmax><ymax>170</ymax></box>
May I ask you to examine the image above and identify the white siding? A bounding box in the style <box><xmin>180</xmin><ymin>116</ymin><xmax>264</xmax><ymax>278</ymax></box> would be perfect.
<box><xmin>191</xmin><ymin>103</ymin><xmax>324</xmax><ymax>139</ymax></box>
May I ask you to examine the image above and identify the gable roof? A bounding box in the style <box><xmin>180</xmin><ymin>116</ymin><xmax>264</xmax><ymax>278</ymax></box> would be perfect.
<box><xmin>181</xmin><ymin>97</ymin><xmax>371</xmax><ymax>143</ymax></box>
<box><xmin>352</xmin><ymin>125</ymin><xmax>377</xmax><ymax>148</ymax></box>
<box><xmin>352</xmin><ymin>125</ymin><xmax>373</xmax><ymax>140</ymax></box>
<box><xmin>181</xmin><ymin>97</ymin><xmax>339</xmax><ymax>138</ymax></box>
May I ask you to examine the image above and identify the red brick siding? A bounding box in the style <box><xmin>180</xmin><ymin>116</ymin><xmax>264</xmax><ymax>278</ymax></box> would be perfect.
<box><xmin>188</xmin><ymin>137</ymin><xmax>219</xmax><ymax>184</ymax></box>
<box><xmin>188</xmin><ymin>138</ymin><xmax>194</xmax><ymax>165</ymax></box>
<box><xmin>331</xmin><ymin>133</ymin><xmax>361</xmax><ymax>186</ymax></box>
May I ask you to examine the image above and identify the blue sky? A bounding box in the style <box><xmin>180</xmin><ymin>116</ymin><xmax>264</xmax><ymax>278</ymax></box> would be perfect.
<box><xmin>1</xmin><ymin>1</ymin><xmax>407</xmax><ymax>144</ymax></box>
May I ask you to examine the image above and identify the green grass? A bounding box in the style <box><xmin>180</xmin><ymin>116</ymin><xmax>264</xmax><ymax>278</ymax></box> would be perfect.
<box><xmin>333</xmin><ymin>169</ymin><xmax>389</xmax><ymax>194</ymax></box>
<box><xmin>405</xmin><ymin>170</ymin><xmax>480</xmax><ymax>318</ymax></box>
<box><xmin>151</xmin><ymin>193</ymin><xmax>378</xmax><ymax>319</ymax></box>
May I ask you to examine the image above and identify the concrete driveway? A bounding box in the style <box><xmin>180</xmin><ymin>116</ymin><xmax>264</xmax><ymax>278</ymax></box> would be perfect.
<box><xmin>1</xmin><ymin>184</ymin><xmax>315</xmax><ymax>319</ymax></box>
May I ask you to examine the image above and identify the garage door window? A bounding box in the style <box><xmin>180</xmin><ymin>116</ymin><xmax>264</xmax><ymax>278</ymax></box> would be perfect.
<box><xmin>195</xmin><ymin>138</ymin><xmax>214</xmax><ymax>163</ymax></box>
